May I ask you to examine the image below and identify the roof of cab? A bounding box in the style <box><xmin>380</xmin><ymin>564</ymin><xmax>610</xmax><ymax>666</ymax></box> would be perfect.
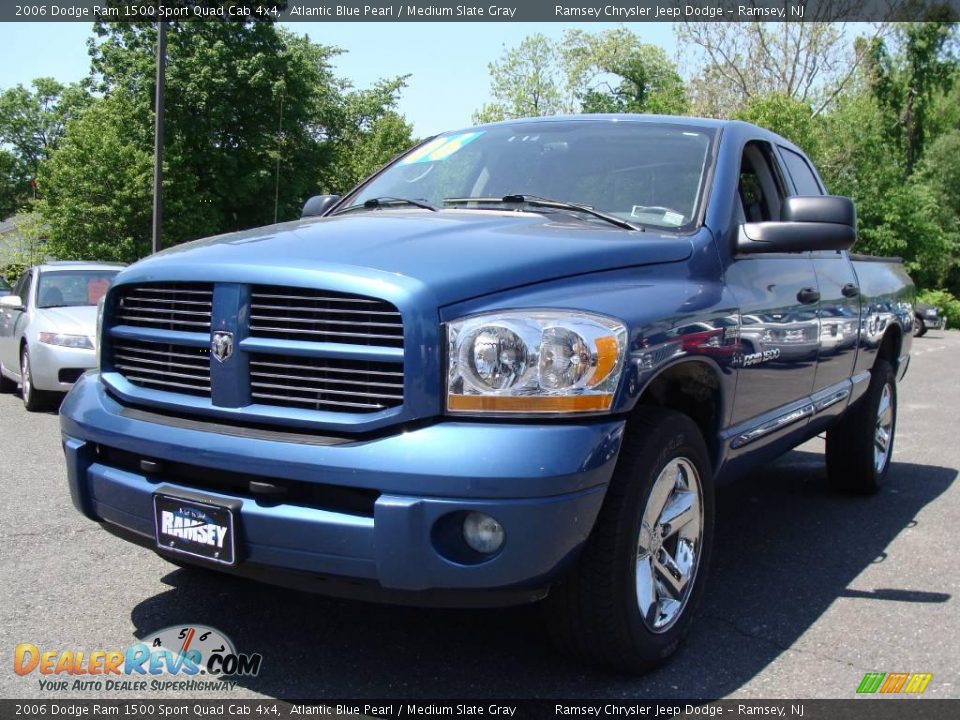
<box><xmin>452</xmin><ymin>113</ymin><xmax>806</xmax><ymax>155</ymax></box>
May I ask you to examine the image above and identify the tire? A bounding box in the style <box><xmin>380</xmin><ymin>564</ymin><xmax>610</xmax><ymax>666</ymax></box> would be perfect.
<box><xmin>545</xmin><ymin>408</ymin><xmax>714</xmax><ymax>673</ymax></box>
<box><xmin>913</xmin><ymin>316</ymin><xmax>927</xmax><ymax>337</ymax></box>
<box><xmin>20</xmin><ymin>346</ymin><xmax>55</xmax><ymax>412</ymax></box>
<box><xmin>826</xmin><ymin>359</ymin><xmax>897</xmax><ymax>495</ymax></box>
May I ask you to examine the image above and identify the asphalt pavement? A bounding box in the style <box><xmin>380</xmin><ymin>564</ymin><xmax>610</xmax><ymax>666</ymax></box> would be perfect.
<box><xmin>1</xmin><ymin>331</ymin><xmax>958</xmax><ymax>700</ymax></box>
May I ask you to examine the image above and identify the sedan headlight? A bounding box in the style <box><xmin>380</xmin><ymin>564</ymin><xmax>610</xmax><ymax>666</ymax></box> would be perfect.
<box><xmin>38</xmin><ymin>332</ymin><xmax>94</xmax><ymax>350</ymax></box>
<box><xmin>447</xmin><ymin>310</ymin><xmax>627</xmax><ymax>415</ymax></box>
<box><xmin>96</xmin><ymin>295</ymin><xmax>106</xmax><ymax>368</ymax></box>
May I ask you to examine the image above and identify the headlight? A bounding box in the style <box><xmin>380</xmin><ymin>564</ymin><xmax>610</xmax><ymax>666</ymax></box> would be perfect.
<box><xmin>447</xmin><ymin>310</ymin><xmax>627</xmax><ymax>415</ymax></box>
<box><xmin>38</xmin><ymin>332</ymin><xmax>94</xmax><ymax>349</ymax></box>
<box><xmin>96</xmin><ymin>295</ymin><xmax>106</xmax><ymax>368</ymax></box>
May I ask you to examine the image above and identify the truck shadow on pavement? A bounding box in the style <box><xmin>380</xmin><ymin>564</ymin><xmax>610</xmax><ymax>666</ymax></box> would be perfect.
<box><xmin>129</xmin><ymin>448</ymin><xmax>955</xmax><ymax>699</ymax></box>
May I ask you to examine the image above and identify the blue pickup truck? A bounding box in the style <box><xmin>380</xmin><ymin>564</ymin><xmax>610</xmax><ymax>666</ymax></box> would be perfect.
<box><xmin>60</xmin><ymin>116</ymin><xmax>914</xmax><ymax>672</ymax></box>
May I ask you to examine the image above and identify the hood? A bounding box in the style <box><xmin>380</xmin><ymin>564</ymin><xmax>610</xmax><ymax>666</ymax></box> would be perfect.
<box><xmin>126</xmin><ymin>210</ymin><xmax>695</xmax><ymax>306</ymax></box>
<box><xmin>35</xmin><ymin>305</ymin><xmax>98</xmax><ymax>336</ymax></box>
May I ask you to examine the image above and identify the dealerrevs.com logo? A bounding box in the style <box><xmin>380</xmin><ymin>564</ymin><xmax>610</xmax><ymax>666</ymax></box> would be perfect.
<box><xmin>14</xmin><ymin>625</ymin><xmax>262</xmax><ymax>693</ymax></box>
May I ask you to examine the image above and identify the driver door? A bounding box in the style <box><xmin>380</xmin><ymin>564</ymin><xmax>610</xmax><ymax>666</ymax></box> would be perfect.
<box><xmin>0</xmin><ymin>271</ymin><xmax>30</xmax><ymax>372</ymax></box>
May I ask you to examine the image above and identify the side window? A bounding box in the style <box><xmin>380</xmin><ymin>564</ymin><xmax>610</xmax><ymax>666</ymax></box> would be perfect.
<box><xmin>779</xmin><ymin>147</ymin><xmax>823</xmax><ymax>195</ymax></box>
<box><xmin>738</xmin><ymin>142</ymin><xmax>786</xmax><ymax>222</ymax></box>
<box><xmin>15</xmin><ymin>272</ymin><xmax>31</xmax><ymax>306</ymax></box>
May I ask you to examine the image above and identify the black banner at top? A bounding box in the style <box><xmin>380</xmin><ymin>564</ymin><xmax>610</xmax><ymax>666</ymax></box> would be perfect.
<box><xmin>2</xmin><ymin>0</ymin><xmax>959</xmax><ymax>23</ymax></box>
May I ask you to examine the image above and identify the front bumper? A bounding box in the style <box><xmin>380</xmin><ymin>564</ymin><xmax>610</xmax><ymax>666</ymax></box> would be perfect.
<box><xmin>60</xmin><ymin>374</ymin><xmax>623</xmax><ymax>604</ymax></box>
<box><xmin>29</xmin><ymin>341</ymin><xmax>96</xmax><ymax>391</ymax></box>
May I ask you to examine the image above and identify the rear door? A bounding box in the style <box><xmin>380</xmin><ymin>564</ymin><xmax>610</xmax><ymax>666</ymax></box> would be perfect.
<box><xmin>777</xmin><ymin>146</ymin><xmax>860</xmax><ymax>396</ymax></box>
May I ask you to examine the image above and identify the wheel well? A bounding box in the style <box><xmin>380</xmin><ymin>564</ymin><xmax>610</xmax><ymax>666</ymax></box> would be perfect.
<box><xmin>878</xmin><ymin>325</ymin><xmax>902</xmax><ymax>370</ymax></box>
<box><xmin>633</xmin><ymin>361</ymin><xmax>722</xmax><ymax>467</ymax></box>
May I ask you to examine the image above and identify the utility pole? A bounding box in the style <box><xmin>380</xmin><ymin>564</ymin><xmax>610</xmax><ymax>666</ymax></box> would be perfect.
<box><xmin>151</xmin><ymin>20</ymin><xmax>168</xmax><ymax>256</ymax></box>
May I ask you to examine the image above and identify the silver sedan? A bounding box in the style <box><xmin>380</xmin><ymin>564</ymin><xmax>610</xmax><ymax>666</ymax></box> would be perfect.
<box><xmin>0</xmin><ymin>262</ymin><xmax>124</xmax><ymax>411</ymax></box>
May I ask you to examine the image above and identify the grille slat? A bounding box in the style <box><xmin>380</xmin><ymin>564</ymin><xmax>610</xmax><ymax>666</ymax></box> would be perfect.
<box><xmin>115</xmin><ymin>283</ymin><xmax>213</xmax><ymax>333</ymax></box>
<box><xmin>249</xmin><ymin>285</ymin><xmax>402</xmax><ymax>347</ymax></box>
<box><xmin>110</xmin><ymin>338</ymin><xmax>210</xmax><ymax>397</ymax></box>
<box><xmin>249</xmin><ymin>353</ymin><xmax>403</xmax><ymax>413</ymax></box>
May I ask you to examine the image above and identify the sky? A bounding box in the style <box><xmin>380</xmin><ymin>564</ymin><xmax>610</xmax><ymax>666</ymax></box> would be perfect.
<box><xmin>0</xmin><ymin>21</ymin><xmax>678</xmax><ymax>136</ymax></box>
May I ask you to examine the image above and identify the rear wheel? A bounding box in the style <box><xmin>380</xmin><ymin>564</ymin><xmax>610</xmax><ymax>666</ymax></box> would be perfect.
<box><xmin>20</xmin><ymin>346</ymin><xmax>55</xmax><ymax>412</ymax></box>
<box><xmin>913</xmin><ymin>315</ymin><xmax>927</xmax><ymax>337</ymax></box>
<box><xmin>545</xmin><ymin>408</ymin><xmax>714</xmax><ymax>673</ymax></box>
<box><xmin>826</xmin><ymin>359</ymin><xmax>897</xmax><ymax>494</ymax></box>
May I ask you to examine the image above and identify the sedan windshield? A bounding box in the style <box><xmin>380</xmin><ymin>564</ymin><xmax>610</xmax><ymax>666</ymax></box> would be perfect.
<box><xmin>347</xmin><ymin>120</ymin><xmax>716</xmax><ymax>231</ymax></box>
<box><xmin>37</xmin><ymin>270</ymin><xmax>119</xmax><ymax>308</ymax></box>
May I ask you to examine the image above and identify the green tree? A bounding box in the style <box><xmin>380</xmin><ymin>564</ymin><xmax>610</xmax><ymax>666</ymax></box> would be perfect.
<box><xmin>474</xmin><ymin>29</ymin><xmax>687</xmax><ymax>122</ymax></box>
<box><xmin>563</xmin><ymin>29</ymin><xmax>687</xmax><ymax>115</ymax></box>
<box><xmin>474</xmin><ymin>34</ymin><xmax>568</xmax><ymax>123</ymax></box>
<box><xmin>867</xmin><ymin>20</ymin><xmax>958</xmax><ymax>176</ymax></box>
<box><xmin>40</xmin><ymin>22</ymin><xmax>413</xmax><ymax>261</ymax></box>
<box><xmin>0</xmin><ymin>77</ymin><xmax>90</xmax><ymax>216</ymax></box>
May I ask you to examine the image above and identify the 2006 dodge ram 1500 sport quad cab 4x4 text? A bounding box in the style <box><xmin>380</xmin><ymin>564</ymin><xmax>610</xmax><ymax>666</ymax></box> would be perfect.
<box><xmin>60</xmin><ymin>116</ymin><xmax>915</xmax><ymax>672</ymax></box>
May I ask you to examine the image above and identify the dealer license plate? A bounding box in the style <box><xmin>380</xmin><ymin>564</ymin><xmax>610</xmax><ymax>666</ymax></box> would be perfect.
<box><xmin>153</xmin><ymin>493</ymin><xmax>237</xmax><ymax>565</ymax></box>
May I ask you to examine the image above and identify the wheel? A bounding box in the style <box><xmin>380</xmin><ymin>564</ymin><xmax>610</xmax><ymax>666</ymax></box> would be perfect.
<box><xmin>20</xmin><ymin>346</ymin><xmax>54</xmax><ymax>412</ymax></box>
<box><xmin>545</xmin><ymin>408</ymin><xmax>714</xmax><ymax>673</ymax></box>
<box><xmin>826</xmin><ymin>359</ymin><xmax>896</xmax><ymax>494</ymax></box>
<box><xmin>913</xmin><ymin>315</ymin><xmax>927</xmax><ymax>337</ymax></box>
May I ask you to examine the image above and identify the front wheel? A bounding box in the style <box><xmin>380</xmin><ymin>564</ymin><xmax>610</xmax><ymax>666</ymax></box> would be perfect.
<box><xmin>545</xmin><ymin>408</ymin><xmax>714</xmax><ymax>673</ymax></box>
<box><xmin>20</xmin><ymin>346</ymin><xmax>55</xmax><ymax>412</ymax></box>
<box><xmin>826</xmin><ymin>359</ymin><xmax>897</xmax><ymax>494</ymax></box>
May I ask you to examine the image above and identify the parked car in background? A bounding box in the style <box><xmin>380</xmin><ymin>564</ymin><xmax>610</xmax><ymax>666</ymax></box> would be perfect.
<box><xmin>0</xmin><ymin>262</ymin><xmax>124</xmax><ymax>410</ymax></box>
<box><xmin>0</xmin><ymin>277</ymin><xmax>10</xmax><ymax>296</ymax></box>
<box><xmin>913</xmin><ymin>302</ymin><xmax>943</xmax><ymax>337</ymax></box>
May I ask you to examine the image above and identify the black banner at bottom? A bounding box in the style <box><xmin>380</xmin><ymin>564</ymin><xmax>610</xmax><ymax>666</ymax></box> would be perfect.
<box><xmin>1</xmin><ymin>700</ymin><xmax>958</xmax><ymax>720</ymax></box>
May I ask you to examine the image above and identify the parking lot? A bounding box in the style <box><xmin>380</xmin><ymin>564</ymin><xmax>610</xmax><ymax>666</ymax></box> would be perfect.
<box><xmin>1</xmin><ymin>331</ymin><xmax>958</xmax><ymax>700</ymax></box>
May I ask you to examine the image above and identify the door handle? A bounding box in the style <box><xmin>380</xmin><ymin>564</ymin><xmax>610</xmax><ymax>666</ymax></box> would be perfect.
<box><xmin>841</xmin><ymin>283</ymin><xmax>860</xmax><ymax>298</ymax></box>
<box><xmin>797</xmin><ymin>287</ymin><xmax>820</xmax><ymax>305</ymax></box>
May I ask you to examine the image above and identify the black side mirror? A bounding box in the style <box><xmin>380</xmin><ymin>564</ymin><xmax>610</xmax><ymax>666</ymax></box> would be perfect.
<box><xmin>301</xmin><ymin>194</ymin><xmax>341</xmax><ymax>219</ymax></box>
<box><xmin>738</xmin><ymin>195</ymin><xmax>856</xmax><ymax>254</ymax></box>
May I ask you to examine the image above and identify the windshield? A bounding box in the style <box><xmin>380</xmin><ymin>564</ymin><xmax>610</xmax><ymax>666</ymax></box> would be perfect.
<box><xmin>347</xmin><ymin>120</ymin><xmax>716</xmax><ymax>230</ymax></box>
<box><xmin>37</xmin><ymin>270</ymin><xmax>119</xmax><ymax>309</ymax></box>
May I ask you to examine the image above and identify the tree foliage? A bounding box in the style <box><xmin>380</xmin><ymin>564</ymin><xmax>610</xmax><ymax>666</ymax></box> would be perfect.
<box><xmin>32</xmin><ymin>21</ymin><xmax>414</xmax><ymax>261</ymax></box>
<box><xmin>474</xmin><ymin>29</ymin><xmax>687</xmax><ymax>122</ymax></box>
<box><xmin>0</xmin><ymin>78</ymin><xmax>90</xmax><ymax>215</ymax></box>
<box><xmin>677</xmin><ymin>20</ymin><xmax>888</xmax><ymax>117</ymax></box>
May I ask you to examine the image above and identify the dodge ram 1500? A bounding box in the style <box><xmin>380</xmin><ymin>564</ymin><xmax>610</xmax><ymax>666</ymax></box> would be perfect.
<box><xmin>60</xmin><ymin>116</ymin><xmax>915</xmax><ymax>672</ymax></box>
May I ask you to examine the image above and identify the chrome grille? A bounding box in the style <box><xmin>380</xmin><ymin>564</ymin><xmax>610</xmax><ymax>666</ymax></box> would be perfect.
<box><xmin>115</xmin><ymin>283</ymin><xmax>213</xmax><ymax>332</ymax></box>
<box><xmin>249</xmin><ymin>286</ymin><xmax>403</xmax><ymax>347</ymax></box>
<box><xmin>249</xmin><ymin>354</ymin><xmax>403</xmax><ymax>412</ymax></box>
<box><xmin>111</xmin><ymin>339</ymin><xmax>211</xmax><ymax>396</ymax></box>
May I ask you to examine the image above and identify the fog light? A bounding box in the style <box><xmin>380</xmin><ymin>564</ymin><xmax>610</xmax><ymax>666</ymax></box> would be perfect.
<box><xmin>462</xmin><ymin>512</ymin><xmax>505</xmax><ymax>554</ymax></box>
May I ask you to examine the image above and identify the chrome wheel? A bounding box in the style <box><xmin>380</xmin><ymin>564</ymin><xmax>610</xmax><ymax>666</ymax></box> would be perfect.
<box><xmin>874</xmin><ymin>382</ymin><xmax>894</xmax><ymax>473</ymax></box>
<box><xmin>636</xmin><ymin>457</ymin><xmax>703</xmax><ymax>633</ymax></box>
<box><xmin>20</xmin><ymin>349</ymin><xmax>31</xmax><ymax>404</ymax></box>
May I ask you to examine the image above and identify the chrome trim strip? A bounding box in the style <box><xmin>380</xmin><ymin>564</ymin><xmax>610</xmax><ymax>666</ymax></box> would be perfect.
<box><xmin>730</xmin><ymin>403</ymin><xmax>815</xmax><ymax>449</ymax></box>
<box><xmin>814</xmin><ymin>388</ymin><xmax>850</xmax><ymax>412</ymax></box>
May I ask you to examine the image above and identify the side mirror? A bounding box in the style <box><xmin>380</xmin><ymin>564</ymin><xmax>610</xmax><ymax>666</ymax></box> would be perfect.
<box><xmin>737</xmin><ymin>195</ymin><xmax>856</xmax><ymax>254</ymax></box>
<box><xmin>0</xmin><ymin>295</ymin><xmax>24</xmax><ymax>311</ymax></box>
<box><xmin>301</xmin><ymin>194</ymin><xmax>341</xmax><ymax>219</ymax></box>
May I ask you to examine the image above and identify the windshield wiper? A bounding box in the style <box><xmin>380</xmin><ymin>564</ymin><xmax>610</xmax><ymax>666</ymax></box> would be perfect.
<box><xmin>335</xmin><ymin>196</ymin><xmax>438</xmax><ymax>214</ymax></box>
<box><xmin>444</xmin><ymin>194</ymin><xmax>640</xmax><ymax>231</ymax></box>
